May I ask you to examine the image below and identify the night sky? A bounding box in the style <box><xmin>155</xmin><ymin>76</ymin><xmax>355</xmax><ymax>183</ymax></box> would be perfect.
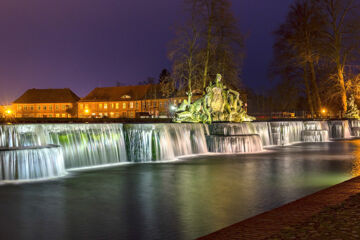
<box><xmin>0</xmin><ymin>0</ymin><xmax>293</xmax><ymax>104</ymax></box>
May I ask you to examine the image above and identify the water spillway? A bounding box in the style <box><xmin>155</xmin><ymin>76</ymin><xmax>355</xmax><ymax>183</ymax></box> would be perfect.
<box><xmin>301</xmin><ymin>121</ymin><xmax>329</xmax><ymax>142</ymax></box>
<box><xmin>328</xmin><ymin>120</ymin><xmax>352</xmax><ymax>139</ymax></box>
<box><xmin>0</xmin><ymin>120</ymin><xmax>358</xmax><ymax>182</ymax></box>
<box><xmin>0</xmin><ymin>145</ymin><xmax>66</xmax><ymax>180</ymax></box>
<box><xmin>124</xmin><ymin>123</ymin><xmax>208</xmax><ymax>162</ymax></box>
<box><xmin>206</xmin><ymin>134</ymin><xmax>262</xmax><ymax>153</ymax></box>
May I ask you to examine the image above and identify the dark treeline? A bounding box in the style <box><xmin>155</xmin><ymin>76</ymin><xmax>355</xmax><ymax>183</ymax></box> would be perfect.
<box><xmin>266</xmin><ymin>0</ymin><xmax>360</xmax><ymax>117</ymax></box>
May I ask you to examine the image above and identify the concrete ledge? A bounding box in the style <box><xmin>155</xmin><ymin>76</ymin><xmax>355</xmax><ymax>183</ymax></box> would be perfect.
<box><xmin>198</xmin><ymin>176</ymin><xmax>360</xmax><ymax>240</ymax></box>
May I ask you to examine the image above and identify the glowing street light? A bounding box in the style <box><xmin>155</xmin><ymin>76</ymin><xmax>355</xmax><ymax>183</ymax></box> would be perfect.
<box><xmin>321</xmin><ymin>108</ymin><xmax>327</xmax><ymax>114</ymax></box>
<box><xmin>5</xmin><ymin>109</ymin><xmax>12</xmax><ymax>115</ymax></box>
<box><xmin>84</xmin><ymin>109</ymin><xmax>90</xmax><ymax>114</ymax></box>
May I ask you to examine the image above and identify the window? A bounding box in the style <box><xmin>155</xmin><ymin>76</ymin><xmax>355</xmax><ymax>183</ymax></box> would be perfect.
<box><xmin>130</xmin><ymin>102</ymin><xmax>134</xmax><ymax>109</ymax></box>
<box><xmin>153</xmin><ymin>102</ymin><xmax>157</xmax><ymax>107</ymax></box>
<box><xmin>43</xmin><ymin>106</ymin><xmax>47</xmax><ymax>110</ymax></box>
<box><xmin>104</xmin><ymin>104</ymin><xmax>108</xmax><ymax>109</ymax></box>
<box><xmin>99</xmin><ymin>103</ymin><xmax>103</xmax><ymax>109</ymax></box>
<box><xmin>49</xmin><ymin>114</ymin><xmax>52</xmax><ymax>118</ymax></box>
<box><xmin>66</xmin><ymin>105</ymin><xmax>70</xmax><ymax>110</ymax></box>
<box><xmin>30</xmin><ymin>106</ymin><xmax>34</xmax><ymax>111</ymax></box>
<box><xmin>49</xmin><ymin>105</ymin><xmax>52</xmax><ymax>110</ymax></box>
<box><xmin>159</xmin><ymin>102</ymin><xmax>162</xmax><ymax>108</ymax></box>
<box><xmin>62</xmin><ymin>114</ymin><xmax>66</xmax><ymax>118</ymax></box>
<box><xmin>123</xmin><ymin>103</ymin><xmax>126</xmax><ymax>109</ymax></box>
<box><xmin>85</xmin><ymin>104</ymin><xmax>88</xmax><ymax>109</ymax></box>
<box><xmin>116</xmin><ymin>103</ymin><xmax>119</xmax><ymax>109</ymax></box>
<box><xmin>121</xmin><ymin>95</ymin><xmax>131</xmax><ymax>99</ymax></box>
<box><xmin>38</xmin><ymin>105</ymin><xmax>41</xmax><ymax>110</ymax></box>
<box><xmin>135</xmin><ymin>102</ymin><xmax>139</xmax><ymax>109</ymax></box>
<box><xmin>24</xmin><ymin>106</ymin><xmax>28</xmax><ymax>111</ymax></box>
<box><xmin>56</xmin><ymin>114</ymin><xmax>60</xmax><ymax>118</ymax></box>
<box><xmin>111</xmin><ymin>103</ymin><xmax>114</xmax><ymax>109</ymax></box>
<box><xmin>62</xmin><ymin>105</ymin><xmax>66</xmax><ymax>110</ymax></box>
<box><xmin>55</xmin><ymin>105</ymin><xmax>59</xmax><ymax>110</ymax></box>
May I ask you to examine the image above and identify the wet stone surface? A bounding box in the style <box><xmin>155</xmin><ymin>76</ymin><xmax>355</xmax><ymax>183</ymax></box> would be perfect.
<box><xmin>268</xmin><ymin>193</ymin><xmax>360</xmax><ymax>240</ymax></box>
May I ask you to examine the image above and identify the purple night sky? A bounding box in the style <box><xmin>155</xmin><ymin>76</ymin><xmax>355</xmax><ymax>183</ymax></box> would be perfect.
<box><xmin>0</xmin><ymin>0</ymin><xmax>293</xmax><ymax>104</ymax></box>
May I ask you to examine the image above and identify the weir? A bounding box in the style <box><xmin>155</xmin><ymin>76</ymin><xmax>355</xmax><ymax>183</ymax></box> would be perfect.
<box><xmin>0</xmin><ymin>120</ymin><xmax>359</xmax><ymax>181</ymax></box>
<box><xmin>0</xmin><ymin>145</ymin><xmax>66</xmax><ymax>180</ymax></box>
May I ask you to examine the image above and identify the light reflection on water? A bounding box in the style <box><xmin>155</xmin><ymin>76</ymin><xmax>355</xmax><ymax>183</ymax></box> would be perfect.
<box><xmin>0</xmin><ymin>140</ymin><xmax>359</xmax><ymax>240</ymax></box>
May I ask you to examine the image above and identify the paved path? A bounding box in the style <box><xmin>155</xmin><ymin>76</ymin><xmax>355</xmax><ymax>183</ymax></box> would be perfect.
<box><xmin>199</xmin><ymin>177</ymin><xmax>360</xmax><ymax>240</ymax></box>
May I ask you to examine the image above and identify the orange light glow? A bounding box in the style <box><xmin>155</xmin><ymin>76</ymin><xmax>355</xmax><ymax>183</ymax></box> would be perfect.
<box><xmin>84</xmin><ymin>109</ymin><xmax>90</xmax><ymax>114</ymax></box>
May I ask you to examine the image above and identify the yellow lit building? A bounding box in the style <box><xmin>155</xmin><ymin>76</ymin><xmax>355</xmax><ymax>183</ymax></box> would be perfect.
<box><xmin>78</xmin><ymin>84</ymin><xmax>189</xmax><ymax>118</ymax></box>
<box><xmin>12</xmin><ymin>88</ymin><xmax>80</xmax><ymax>118</ymax></box>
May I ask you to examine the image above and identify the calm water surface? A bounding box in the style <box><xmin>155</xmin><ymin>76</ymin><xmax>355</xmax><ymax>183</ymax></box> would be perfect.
<box><xmin>0</xmin><ymin>140</ymin><xmax>359</xmax><ymax>240</ymax></box>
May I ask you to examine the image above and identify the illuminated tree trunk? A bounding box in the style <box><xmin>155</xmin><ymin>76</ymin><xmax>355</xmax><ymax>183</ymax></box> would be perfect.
<box><xmin>338</xmin><ymin>67</ymin><xmax>348</xmax><ymax>113</ymax></box>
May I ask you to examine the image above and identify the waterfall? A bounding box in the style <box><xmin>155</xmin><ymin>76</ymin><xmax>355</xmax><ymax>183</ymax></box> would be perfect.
<box><xmin>208</xmin><ymin>122</ymin><xmax>272</xmax><ymax>146</ymax></box>
<box><xmin>301</xmin><ymin>121</ymin><xmax>329</xmax><ymax>142</ymax></box>
<box><xmin>0</xmin><ymin>145</ymin><xmax>66</xmax><ymax>181</ymax></box>
<box><xmin>328</xmin><ymin>120</ymin><xmax>352</xmax><ymax>139</ymax></box>
<box><xmin>270</xmin><ymin>122</ymin><xmax>303</xmax><ymax>145</ymax></box>
<box><xmin>206</xmin><ymin>134</ymin><xmax>262</xmax><ymax>153</ymax></box>
<box><xmin>46</xmin><ymin>124</ymin><xmax>127</xmax><ymax>169</ymax></box>
<box><xmin>349</xmin><ymin>120</ymin><xmax>360</xmax><ymax>137</ymax></box>
<box><xmin>123</xmin><ymin>124</ymin><xmax>208</xmax><ymax>162</ymax></box>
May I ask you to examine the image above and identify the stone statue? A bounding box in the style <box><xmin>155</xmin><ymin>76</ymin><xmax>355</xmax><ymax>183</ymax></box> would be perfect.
<box><xmin>345</xmin><ymin>95</ymin><xmax>360</xmax><ymax>119</ymax></box>
<box><xmin>174</xmin><ymin>74</ymin><xmax>255</xmax><ymax>123</ymax></box>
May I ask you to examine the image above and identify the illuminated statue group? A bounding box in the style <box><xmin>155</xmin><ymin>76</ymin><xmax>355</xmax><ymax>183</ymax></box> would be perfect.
<box><xmin>174</xmin><ymin>74</ymin><xmax>255</xmax><ymax>123</ymax></box>
<box><xmin>345</xmin><ymin>95</ymin><xmax>360</xmax><ymax>119</ymax></box>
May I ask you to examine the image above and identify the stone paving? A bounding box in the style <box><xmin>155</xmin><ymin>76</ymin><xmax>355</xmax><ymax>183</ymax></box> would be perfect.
<box><xmin>267</xmin><ymin>193</ymin><xmax>360</xmax><ymax>240</ymax></box>
<box><xmin>199</xmin><ymin>177</ymin><xmax>360</xmax><ymax>240</ymax></box>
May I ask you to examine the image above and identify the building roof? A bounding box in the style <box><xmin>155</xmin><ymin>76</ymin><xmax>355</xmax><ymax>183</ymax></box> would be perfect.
<box><xmin>79</xmin><ymin>84</ymin><xmax>161</xmax><ymax>102</ymax></box>
<box><xmin>13</xmin><ymin>88</ymin><xmax>80</xmax><ymax>104</ymax></box>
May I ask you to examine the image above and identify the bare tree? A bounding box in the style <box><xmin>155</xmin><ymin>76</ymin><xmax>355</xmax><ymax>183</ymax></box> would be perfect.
<box><xmin>271</xmin><ymin>0</ymin><xmax>324</xmax><ymax>114</ymax></box>
<box><xmin>317</xmin><ymin>0</ymin><xmax>360</xmax><ymax>114</ymax></box>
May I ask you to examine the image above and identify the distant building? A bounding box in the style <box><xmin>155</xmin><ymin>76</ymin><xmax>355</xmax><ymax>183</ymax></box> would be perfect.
<box><xmin>12</xmin><ymin>88</ymin><xmax>80</xmax><ymax>118</ymax></box>
<box><xmin>78</xmin><ymin>84</ymin><xmax>188</xmax><ymax>118</ymax></box>
<box><xmin>0</xmin><ymin>105</ymin><xmax>3</xmax><ymax>118</ymax></box>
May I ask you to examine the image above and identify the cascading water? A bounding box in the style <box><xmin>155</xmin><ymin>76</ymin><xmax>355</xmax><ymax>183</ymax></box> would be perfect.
<box><xmin>328</xmin><ymin>120</ymin><xmax>352</xmax><ymax>139</ymax></box>
<box><xmin>0</xmin><ymin>145</ymin><xmax>66</xmax><ymax>180</ymax></box>
<box><xmin>123</xmin><ymin>124</ymin><xmax>208</xmax><ymax>162</ymax></box>
<box><xmin>301</xmin><ymin>121</ymin><xmax>329</xmax><ymax>142</ymax></box>
<box><xmin>270</xmin><ymin>121</ymin><xmax>303</xmax><ymax>146</ymax></box>
<box><xmin>46</xmin><ymin>124</ymin><xmax>127</xmax><ymax>169</ymax></box>
<box><xmin>208</xmin><ymin>122</ymin><xmax>272</xmax><ymax>146</ymax></box>
<box><xmin>349</xmin><ymin>120</ymin><xmax>360</xmax><ymax>137</ymax></box>
<box><xmin>206</xmin><ymin>134</ymin><xmax>262</xmax><ymax>153</ymax></box>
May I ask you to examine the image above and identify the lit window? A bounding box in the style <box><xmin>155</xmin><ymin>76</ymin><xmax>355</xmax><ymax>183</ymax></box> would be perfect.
<box><xmin>49</xmin><ymin>114</ymin><xmax>52</xmax><ymax>118</ymax></box>
<box><xmin>123</xmin><ymin>103</ymin><xmax>126</xmax><ymax>109</ymax></box>
<box><xmin>55</xmin><ymin>105</ymin><xmax>59</xmax><ymax>110</ymax></box>
<box><xmin>56</xmin><ymin>114</ymin><xmax>60</xmax><ymax>118</ymax></box>
<box><xmin>104</xmin><ymin>104</ymin><xmax>108</xmax><ymax>109</ymax></box>
<box><xmin>116</xmin><ymin>103</ymin><xmax>119</xmax><ymax>109</ymax></box>
<box><xmin>121</xmin><ymin>95</ymin><xmax>131</xmax><ymax>99</ymax></box>
<box><xmin>99</xmin><ymin>103</ymin><xmax>103</xmax><ymax>109</ymax></box>
<box><xmin>62</xmin><ymin>105</ymin><xmax>66</xmax><ymax>110</ymax></box>
<box><xmin>111</xmin><ymin>103</ymin><xmax>114</xmax><ymax>109</ymax></box>
<box><xmin>24</xmin><ymin>106</ymin><xmax>27</xmax><ymax>111</ymax></box>
<box><xmin>85</xmin><ymin>104</ymin><xmax>88</xmax><ymax>109</ymax></box>
<box><xmin>135</xmin><ymin>102</ymin><xmax>138</xmax><ymax>109</ymax></box>
<box><xmin>62</xmin><ymin>114</ymin><xmax>66</xmax><ymax>118</ymax></box>
<box><xmin>49</xmin><ymin>105</ymin><xmax>53</xmax><ymax>110</ymax></box>
<box><xmin>130</xmin><ymin>102</ymin><xmax>134</xmax><ymax>109</ymax></box>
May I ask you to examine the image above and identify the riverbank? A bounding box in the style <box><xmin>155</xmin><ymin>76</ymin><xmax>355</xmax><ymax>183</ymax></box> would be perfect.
<box><xmin>199</xmin><ymin>176</ymin><xmax>360</xmax><ymax>240</ymax></box>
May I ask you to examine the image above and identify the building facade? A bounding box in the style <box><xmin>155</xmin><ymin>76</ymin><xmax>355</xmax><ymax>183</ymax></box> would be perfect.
<box><xmin>13</xmin><ymin>88</ymin><xmax>80</xmax><ymax>118</ymax></box>
<box><xmin>78</xmin><ymin>84</ymin><xmax>188</xmax><ymax>118</ymax></box>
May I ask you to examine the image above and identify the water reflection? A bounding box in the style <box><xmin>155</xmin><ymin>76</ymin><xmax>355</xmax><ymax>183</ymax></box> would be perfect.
<box><xmin>351</xmin><ymin>139</ymin><xmax>360</xmax><ymax>177</ymax></box>
<box><xmin>0</xmin><ymin>141</ymin><xmax>357</xmax><ymax>240</ymax></box>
